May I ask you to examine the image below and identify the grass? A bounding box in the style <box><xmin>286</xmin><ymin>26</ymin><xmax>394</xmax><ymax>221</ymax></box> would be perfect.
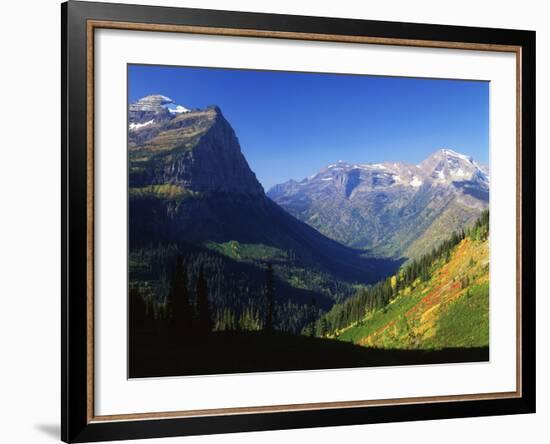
<box><xmin>129</xmin><ymin>184</ymin><xmax>200</xmax><ymax>201</ymax></box>
<box><xmin>336</xmin><ymin>281</ymin><xmax>427</xmax><ymax>346</ymax></box>
<box><xmin>205</xmin><ymin>240</ymin><xmax>288</xmax><ymax>262</ymax></box>
<box><xmin>335</xmin><ymin>237</ymin><xmax>489</xmax><ymax>350</ymax></box>
<box><xmin>425</xmin><ymin>282</ymin><xmax>489</xmax><ymax>348</ymax></box>
<box><xmin>131</xmin><ymin>108</ymin><xmax>217</xmax><ymax>154</ymax></box>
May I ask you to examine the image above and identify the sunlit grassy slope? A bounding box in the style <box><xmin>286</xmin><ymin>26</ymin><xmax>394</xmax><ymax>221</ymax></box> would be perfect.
<box><xmin>335</xmin><ymin>236</ymin><xmax>489</xmax><ymax>349</ymax></box>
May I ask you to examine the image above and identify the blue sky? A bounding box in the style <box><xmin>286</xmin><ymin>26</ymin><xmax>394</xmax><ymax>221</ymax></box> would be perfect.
<box><xmin>129</xmin><ymin>64</ymin><xmax>489</xmax><ymax>191</ymax></box>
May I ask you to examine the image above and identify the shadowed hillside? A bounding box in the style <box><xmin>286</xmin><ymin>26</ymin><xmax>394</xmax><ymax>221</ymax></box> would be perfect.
<box><xmin>129</xmin><ymin>330</ymin><xmax>488</xmax><ymax>378</ymax></box>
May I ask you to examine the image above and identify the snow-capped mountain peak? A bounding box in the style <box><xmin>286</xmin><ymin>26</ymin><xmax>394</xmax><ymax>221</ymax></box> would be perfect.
<box><xmin>129</xmin><ymin>95</ymin><xmax>174</xmax><ymax>113</ymax></box>
<box><xmin>129</xmin><ymin>95</ymin><xmax>191</xmax><ymax>126</ymax></box>
<box><xmin>270</xmin><ymin>149</ymin><xmax>488</xmax><ymax>203</ymax></box>
<box><xmin>440</xmin><ymin>148</ymin><xmax>474</xmax><ymax>163</ymax></box>
<box><xmin>420</xmin><ymin>148</ymin><xmax>488</xmax><ymax>185</ymax></box>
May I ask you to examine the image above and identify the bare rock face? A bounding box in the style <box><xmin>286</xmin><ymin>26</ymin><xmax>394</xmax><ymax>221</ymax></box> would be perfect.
<box><xmin>163</xmin><ymin>107</ymin><xmax>264</xmax><ymax>195</ymax></box>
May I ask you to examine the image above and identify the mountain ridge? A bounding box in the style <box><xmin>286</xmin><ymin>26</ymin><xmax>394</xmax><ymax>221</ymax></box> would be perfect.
<box><xmin>267</xmin><ymin>149</ymin><xmax>489</xmax><ymax>259</ymax></box>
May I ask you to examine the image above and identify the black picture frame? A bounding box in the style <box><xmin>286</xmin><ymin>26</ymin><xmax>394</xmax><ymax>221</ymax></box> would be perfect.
<box><xmin>62</xmin><ymin>1</ymin><xmax>536</xmax><ymax>442</ymax></box>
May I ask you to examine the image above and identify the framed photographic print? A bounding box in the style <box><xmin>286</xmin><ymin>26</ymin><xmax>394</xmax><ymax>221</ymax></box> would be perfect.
<box><xmin>61</xmin><ymin>1</ymin><xmax>536</xmax><ymax>442</ymax></box>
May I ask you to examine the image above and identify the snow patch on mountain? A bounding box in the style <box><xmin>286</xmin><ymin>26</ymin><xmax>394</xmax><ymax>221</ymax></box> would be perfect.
<box><xmin>271</xmin><ymin>148</ymin><xmax>488</xmax><ymax>198</ymax></box>
<box><xmin>167</xmin><ymin>104</ymin><xmax>190</xmax><ymax>114</ymax></box>
<box><xmin>453</xmin><ymin>168</ymin><xmax>466</xmax><ymax>177</ymax></box>
<box><xmin>441</xmin><ymin>148</ymin><xmax>474</xmax><ymax>163</ymax></box>
<box><xmin>129</xmin><ymin>119</ymin><xmax>155</xmax><ymax>131</ymax></box>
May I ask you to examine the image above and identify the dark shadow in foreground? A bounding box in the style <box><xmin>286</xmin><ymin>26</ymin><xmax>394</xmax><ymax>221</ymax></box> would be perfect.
<box><xmin>129</xmin><ymin>331</ymin><xmax>489</xmax><ymax>379</ymax></box>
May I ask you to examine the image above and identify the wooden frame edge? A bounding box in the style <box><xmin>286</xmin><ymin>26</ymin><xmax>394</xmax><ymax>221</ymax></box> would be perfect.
<box><xmin>89</xmin><ymin>19</ymin><xmax>521</xmax><ymax>53</ymax></box>
<box><xmin>86</xmin><ymin>18</ymin><xmax>95</xmax><ymax>424</ymax></box>
<box><xmin>515</xmin><ymin>46</ymin><xmax>523</xmax><ymax>398</ymax></box>
<box><xmin>90</xmin><ymin>391</ymin><xmax>520</xmax><ymax>423</ymax></box>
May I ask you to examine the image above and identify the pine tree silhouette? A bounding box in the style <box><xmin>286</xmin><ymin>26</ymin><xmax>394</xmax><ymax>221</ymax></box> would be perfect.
<box><xmin>308</xmin><ymin>298</ymin><xmax>317</xmax><ymax>337</ymax></box>
<box><xmin>196</xmin><ymin>265</ymin><xmax>212</xmax><ymax>334</ymax></box>
<box><xmin>129</xmin><ymin>287</ymin><xmax>149</xmax><ymax>351</ymax></box>
<box><xmin>264</xmin><ymin>262</ymin><xmax>275</xmax><ymax>332</ymax></box>
<box><xmin>169</xmin><ymin>255</ymin><xmax>191</xmax><ymax>336</ymax></box>
<box><xmin>320</xmin><ymin>317</ymin><xmax>329</xmax><ymax>337</ymax></box>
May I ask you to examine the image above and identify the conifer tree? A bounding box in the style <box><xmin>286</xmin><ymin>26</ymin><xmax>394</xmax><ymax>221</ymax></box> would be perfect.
<box><xmin>320</xmin><ymin>317</ymin><xmax>329</xmax><ymax>337</ymax></box>
<box><xmin>196</xmin><ymin>265</ymin><xmax>212</xmax><ymax>334</ymax></box>
<box><xmin>265</xmin><ymin>262</ymin><xmax>275</xmax><ymax>332</ymax></box>
<box><xmin>307</xmin><ymin>298</ymin><xmax>317</xmax><ymax>337</ymax></box>
<box><xmin>169</xmin><ymin>255</ymin><xmax>191</xmax><ymax>336</ymax></box>
<box><xmin>129</xmin><ymin>287</ymin><xmax>149</xmax><ymax>349</ymax></box>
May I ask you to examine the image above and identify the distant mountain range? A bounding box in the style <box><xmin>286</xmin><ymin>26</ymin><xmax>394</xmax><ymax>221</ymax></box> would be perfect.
<box><xmin>268</xmin><ymin>149</ymin><xmax>489</xmax><ymax>259</ymax></box>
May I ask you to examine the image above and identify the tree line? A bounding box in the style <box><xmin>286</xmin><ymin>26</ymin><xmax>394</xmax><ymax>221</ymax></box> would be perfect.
<box><xmin>307</xmin><ymin>210</ymin><xmax>490</xmax><ymax>337</ymax></box>
<box><xmin>130</xmin><ymin>257</ymin><xmax>279</xmax><ymax>337</ymax></box>
<box><xmin>129</xmin><ymin>242</ymin><xmax>337</xmax><ymax>334</ymax></box>
<box><xmin>130</xmin><ymin>210</ymin><xmax>489</xmax><ymax>340</ymax></box>
<box><xmin>130</xmin><ymin>255</ymin><xmax>212</xmax><ymax>338</ymax></box>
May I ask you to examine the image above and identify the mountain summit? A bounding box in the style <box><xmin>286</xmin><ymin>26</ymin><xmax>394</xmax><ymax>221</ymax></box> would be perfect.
<box><xmin>419</xmin><ymin>148</ymin><xmax>489</xmax><ymax>185</ymax></box>
<box><xmin>267</xmin><ymin>149</ymin><xmax>489</xmax><ymax>259</ymax></box>
<box><xmin>130</xmin><ymin>94</ymin><xmax>190</xmax><ymax>114</ymax></box>
<box><xmin>129</xmin><ymin>95</ymin><xmax>191</xmax><ymax>130</ymax></box>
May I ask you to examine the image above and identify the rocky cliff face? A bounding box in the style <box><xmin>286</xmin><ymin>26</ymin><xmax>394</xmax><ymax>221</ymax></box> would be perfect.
<box><xmin>168</xmin><ymin>108</ymin><xmax>264</xmax><ymax>195</ymax></box>
<box><xmin>268</xmin><ymin>149</ymin><xmax>489</xmax><ymax>259</ymax></box>
<box><xmin>128</xmin><ymin>99</ymin><xmax>263</xmax><ymax>196</ymax></box>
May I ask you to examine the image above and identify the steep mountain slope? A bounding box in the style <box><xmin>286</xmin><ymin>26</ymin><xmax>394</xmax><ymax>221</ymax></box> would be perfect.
<box><xmin>317</xmin><ymin>215</ymin><xmax>489</xmax><ymax>351</ymax></box>
<box><xmin>128</xmin><ymin>96</ymin><xmax>401</xmax><ymax>331</ymax></box>
<box><xmin>129</xmin><ymin>102</ymin><xmax>263</xmax><ymax>195</ymax></box>
<box><xmin>268</xmin><ymin>150</ymin><xmax>489</xmax><ymax>259</ymax></box>
<box><xmin>129</xmin><ymin>97</ymin><xmax>398</xmax><ymax>283</ymax></box>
